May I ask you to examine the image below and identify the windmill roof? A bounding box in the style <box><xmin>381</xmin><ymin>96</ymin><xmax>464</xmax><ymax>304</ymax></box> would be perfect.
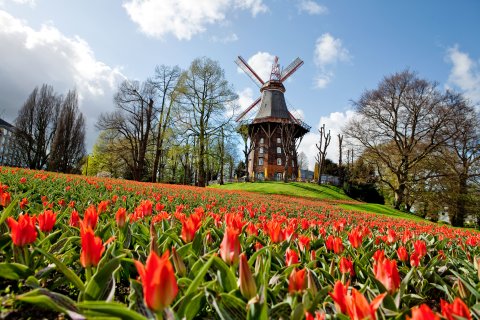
<box><xmin>254</xmin><ymin>90</ymin><xmax>290</xmax><ymax>120</ymax></box>
<box><xmin>0</xmin><ymin>118</ymin><xmax>14</xmax><ymax>129</ymax></box>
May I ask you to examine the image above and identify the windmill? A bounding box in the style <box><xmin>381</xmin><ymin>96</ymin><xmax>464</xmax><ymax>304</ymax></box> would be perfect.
<box><xmin>235</xmin><ymin>55</ymin><xmax>310</xmax><ymax>181</ymax></box>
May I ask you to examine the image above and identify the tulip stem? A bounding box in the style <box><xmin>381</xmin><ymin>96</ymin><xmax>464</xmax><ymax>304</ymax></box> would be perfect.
<box><xmin>155</xmin><ymin>311</ymin><xmax>164</xmax><ymax>320</ymax></box>
<box><xmin>85</xmin><ymin>267</ymin><xmax>92</xmax><ymax>282</ymax></box>
<box><xmin>23</xmin><ymin>246</ymin><xmax>30</xmax><ymax>267</ymax></box>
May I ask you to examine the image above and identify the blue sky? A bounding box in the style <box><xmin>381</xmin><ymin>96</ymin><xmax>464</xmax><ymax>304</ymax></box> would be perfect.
<box><xmin>1</xmin><ymin>0</ymin><xmax>479</xmax><ymax>169</ymax></box>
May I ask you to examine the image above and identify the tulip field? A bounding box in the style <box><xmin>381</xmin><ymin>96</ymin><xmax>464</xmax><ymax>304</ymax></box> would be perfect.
<box><xmin>1</xmin><ymin>167</ymin><xmax>480</xmax><ymax>319</ymax></box>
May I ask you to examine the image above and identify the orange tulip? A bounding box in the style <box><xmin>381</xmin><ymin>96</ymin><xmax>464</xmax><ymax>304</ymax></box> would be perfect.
<box><xmin>285</xmin><ymin>248</ymin><xmax>299</xmax><ymax>266</ymax></box>
<box><xmin>330</xmin><ymin>281</ymin><xmax>349</xmax><ymax>314</ymax></box>
<box><xmin>440</xmin><ymin>298</ymin><xmax>471</xmax><ymax>320</ymax></box>
<box><xmin>238</xmin><ymin>253</ymin><xmax>257</xmax><ymax>300</ymax></box>
<box><xmin>288</xmin><ymin>268</ymin><xmax>306</xmax><ymax>293</ymax></box>
<box><xmin>373</xmin><ymin>257</ymin><xmax>400</xmax><ymax>293</ymax></box>
<box><xmin>413</xmin><ymin>240</ymin><xmax>427</xmax><ymax>258</ymax></box>
<box><xmin>80</xmin><ymin>225</ymin><xmax>105</xmax><ymax>268</ymax></box>
<box><xmin>397</xmin><ymin>246</ymin><xmax>408</xmax><ymax>262</ymax></box>
<box><xmin>407</xmin><ymin>304</ymin><xmax>440</xmax><ymax>320</ymax></box>
<box><xmin>348</xmin><ymin>229</ymin><xmax>363</xmax><ymax>248</ymax></box>
<box><xmin>6</xmin><ymin>214</ymin><xmax>37</xmax><ymax>247</ymax></box>
<box><xmin>70</xmin><ymin>210</ymin><xmax>80</xmax><ymax>227</ymax></box>
<box><xmin>181</xmin><ymin>215</ymin><xmax>200</xmax><ymax>243</ymax></box>
<box><xmin>339</xmin><ymin>257</ymin><xmax>355</xmax><ymax>276</ymax></box>
<box><xmin>83</xmin><ymin>205</ymin><xmax>98</xmax><ymax>229</ymax></box>
<box><xmin>346</xmin><ymin>289</ymin><xmax>386</xmax><ymax>320</ymax></box>
<box><xmin>115</xmin><ymin>207</ymin><xmax>127</xmax><ymax>228</ymax></box>
<box><xmin>220</xmin><ymin>226</ymin><xmax>241</xmax><ymax>265</ymax></box>
<box><xmin>38</xmin><ymin>210</ymin><xmax>56</xmax><ymax>232</ymax></box>
<box><xmin>134</xmin><ymin>250</ymin><xmax>178</xmax><ymax>312</ymax></box>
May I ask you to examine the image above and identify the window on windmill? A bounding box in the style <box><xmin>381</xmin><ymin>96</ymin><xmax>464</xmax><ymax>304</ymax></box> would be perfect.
<box><xmin>259</xmin><ymin>147</ymin><xmax>264</xmax><ymax>154</ymax></box>
<box><xmin>260</xmin><ymin>137</ymin><xmax>264</xmax><ymax>144</ymax></box>
<box><xmin>292</xmin><ymin>160</ymin><xmax>295</xmax><ymax>167</ymax></box>
<box><xmin>258</xmin><ymin>158</ymin><xmax>264</xmax><ymax>166</ymax></box>
<box><xmin>277</xmin><ymin>147</ymin><xmax>281</xmax><ymax>154</ymax></box>
<box><xmin>277</xmin><ymin>158</ymin><xmax>282</xmax><ymax>165</ymax></box>
<box><xmin>277</xmin><ymin>137</ymin><xmax>281</xmax><ymax>144</ymax></box>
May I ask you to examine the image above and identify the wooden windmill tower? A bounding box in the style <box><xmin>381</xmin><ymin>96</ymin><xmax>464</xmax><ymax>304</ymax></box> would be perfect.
<box><xmin>236</xmin><ymin>55</ymin><xmax>310</xmax><ymax>181</ymax></box>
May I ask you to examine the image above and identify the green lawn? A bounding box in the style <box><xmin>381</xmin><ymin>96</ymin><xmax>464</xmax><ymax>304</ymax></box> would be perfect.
<box><xmin>210</xmin><ymin>181</ymin><xmax>352</xmax><ymax>200</ymax></box>
<box><xmin>211</xmin><ymin>181</ymin><xmax>424</xmax><ymax>222</ymax></box>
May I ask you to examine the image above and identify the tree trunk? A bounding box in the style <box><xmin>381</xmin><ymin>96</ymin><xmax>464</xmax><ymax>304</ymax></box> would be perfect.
<box><xmin>198</xmin><ymin>133</ymin><xmax>206</xmax><ymax>187</ymax></box>
<box><xmin>393</xmin><ymin>183</ymin><xmax>406</xmax><ymax>210</ymax></box>
<box><xmin>451</xmin><ymin>176</ymin><xmax>467</xmax><ymax>227</ymax></box>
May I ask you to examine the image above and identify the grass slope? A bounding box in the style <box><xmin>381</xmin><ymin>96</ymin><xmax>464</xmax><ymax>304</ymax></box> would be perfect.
<box><xmin>211</xmin><ymin>181</ymin><xmax>423</xmax><ymax>221</ymax></box>
<box><xmin>210</xmin><ymin>181</ymin><xmax>351</xmax><ymax>200</ymax></box>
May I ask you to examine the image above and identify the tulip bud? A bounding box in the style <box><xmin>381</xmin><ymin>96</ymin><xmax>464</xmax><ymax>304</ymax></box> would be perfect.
<box><xmin>239</xmin><ymin>253</ymin><xmax>257</xmax><ymax>300</ymax></box>
<box><xmin>171</xmin><ymin>247</ymin><xmax>187</xmax><ymax>277</ymax></box>
<box><xmin>307</xmin><ymin>269</ymin><xmax>318</xmax><ymax>296</ymax></box>
<box><xmin>456</xmin><ymin>279</ymin><xmax>469</xmax><ymax>300</ymax></box>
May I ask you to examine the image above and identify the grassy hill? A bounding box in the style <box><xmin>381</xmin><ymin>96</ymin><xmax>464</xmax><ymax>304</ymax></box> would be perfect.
<box><xmin>211</xmin><ymin>181</ymin><xmax>424</xmax><ymax>221</ymax></box>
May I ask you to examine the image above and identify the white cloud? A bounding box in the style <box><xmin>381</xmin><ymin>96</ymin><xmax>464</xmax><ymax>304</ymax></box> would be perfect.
<box><xmin>445</xmin><ymin>45</ymin><xmax>480</xmax><ymax>103</ymax></box>
<box><xmin>238</xmin><ymin>51</ymin><xmax>275</xmax><ymax>83</ymax></box>
<box><xmin>235</xmin><ymin>0</ymin><xmax>268</xmax><ymax>16</ymax></box>
<box><xmin>298</xmin><ymin>110</ymin><xmax>356</xmax><ymax>170</ymax></box>
<box><xmin>237</xmin><ymin>87</ymin><xmax>255</xmax><ymax>111</ymax></box>
<box><xmin>313</xmin><ymin>33</ymin><xmax>350</xmax><ymax>89</ymax></box>
<box><xmin>314</xmin><ymin>33</ymin><xmax>350</xmax><ymax>67</ymax></box>
<box><xmin>123</xmin><ymin>0</ymin><xmax>267</xmax><ymax>40</ymax></box>
<box><xmin>0</xmin><ymin>10</ymin><xmax>125</xmax><ymax>149</ymax></box>
<box><xmin>210</xmin><ymin>33</ymin><xmax>239</xmax><ymax>43</ymax></box>
<box><xmin>298</xmin><ymin>0</ymin><xmax>327</xmax><ymax>15</ymax></box>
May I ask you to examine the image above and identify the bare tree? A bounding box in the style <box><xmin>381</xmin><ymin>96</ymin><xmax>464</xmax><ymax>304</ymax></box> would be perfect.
<box><xmin>441</xmin><ymin>101</ymin><xmax>480</xmax><ymax>226</ymax></box>
<box><xmin>315</xmin><ymin>124</ymin><xmax>331</xmax><ymax>185</ymax></box>
<box><xmin>237</xmin><ymin>123</ymin><xmax>259</xmax><ymax>182</ymax></box>
<box><xmin>48</xmin><ymin>90</ymin><xmax>86</xmax><ymax>173</ymax></box>
<box><xmin>14</xmin><ymin>84</ymin><xmax>61</xmax><ymax>169</ymax></box>
<box><xmin>338</xmin><ymin>134</ymin><xmax>344</xmax><ymax>185</ymax></box>
<box><xmin>280</xmin><ymin>121</ymin><xmax>303</xmax><ymax>182</ymax></box>
<box><xmin>297</xmin><ymin>151</ymin><xmax>308</xmax><ymax>171</ymax></box>
<box><xmin>177</xmin><ymin>57</ymin><xmax>238</xmax><ymax>187</ymax></box>
<box><xmin>150</xmin><ymin>65</ymin><xmax>182</xmax><ymax>182</ymax></box>
<box><xmin>344</xmin><ymin>70</ymin><xmax>464</xmax><ymax>210</ymax></box>
<box><xmin>97</xmin><ymin>80</ymin><xmax>155</xmax><ymax>181</ymax></box>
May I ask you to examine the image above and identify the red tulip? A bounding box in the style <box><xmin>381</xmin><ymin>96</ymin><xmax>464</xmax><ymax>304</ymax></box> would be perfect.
<box><xmin>6</xmin><ymin>214</ymin><xmax>37</xmax><ymax>247</ymax></box>
<box><xmin>19</xmin><ymin>197</ymin><xmax>28</xmax><ymax>210</ymax></box>
<box><xmin>220</xmin><ymin>226</ymin><xmax>241</xmax><ymax>265</ymax></box>
<box><xmin>373</xmin><ymin>257</ymin><xmax>400</xmax><ymax>293</ymax></box>
<box><xmin>348</xmin><ymin>229</ymin><xmax>363</xmax><ymax>248</ymax></box>
<box><xmin>266</xmin><ymin>221</ymin><xmax>285</xmax><ymax>243</ymax></box>
<box><xmin>285</xmin><ymin>248</ymin><xmax>299</xmax><ymax>266</ymax></box>
<box><xmin>347</xmin><ymin>289</ymin><xmax>386</xmax><ymax>320</ymax></box>
<box><xmin>407</xmin><ymin>304</ymin><xmax>440</xmax><ymax>320</ymax></box>
<box><xmin>413</xmin><ymin>240</ymin><xmax>427</xmax><ymax>258</ymax></box>
<box><xmin>397</xmin><ymin>246</ymin><xmax>408</xmax><ymax>262</ymax></box>
<box><xmin>69</xmin><ymin>210</ymin><xmax>80</xmax><ymax>227</ymax></box>
<box><xmin>440</xmin><ymin>298</ymin><xmax>471</xmax><ymax>320</ymax></box>
<box><xmin>38</xmin><ymin>210</ymin><xmax>56</xmax><ymax>232</ymax></box>
<box><xmin>288</xmin><ymin>268</ymin><xmax>306</xmax><ymax>293</ymax></box>
<box><xmin>238</xmin><ymin>253</ymin><xmax>257</xmax><ymax>300</ymax></box>
<box><xmin>305</xmin><ymin>311</ymin><xmax>325</xmax><ymax>320</ymax></box>
<box><xmin>410</xmin><ymin>251</ymin><xmax>420</xmax><ymax>267</ymax></box>
<box><xmin>298</xmin><ymin>235</ymin><xmax>310</xmax><ymax>252</ymax></box>
<box><xmin>339</xmin><ymin>257</ymin><xmax>355</xmax><ymax>276</ymax></box>
<box><xmin>83</xmin><ymin>205</ymin><xmax>98</xmax><ymax>229</ymax></box>
<box><xmin>181</xmin><ymin>215</ymin><xmax>201</xmax><ymax>243</ymax></box>
<box><xmin>134</xmin><ymin>250</ymin><xmax>178</xmax><ymax>312</ymax></box>
<box><xmin>333</xmin><ymin>237</ymin><xmax>344</xmax><ymax>254</ymax></box>
<box><xmin>329</xmin><ymin>281</ymin><xmax>349</xmax><ymax>314</ymax></box>
<box><xmin>80</xmin><ymin>225</ymin><xmax>105</xmax><ymax>268</ymax></box>
<box><xmin>115</xmin><ymin>207</ymin><xmax>127</xmax><ymax>227</ymax></box>
<box><xmin>0</xmin><ymin>191</ymin><xmax>11</xmax><ymax>207</ymax></box>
